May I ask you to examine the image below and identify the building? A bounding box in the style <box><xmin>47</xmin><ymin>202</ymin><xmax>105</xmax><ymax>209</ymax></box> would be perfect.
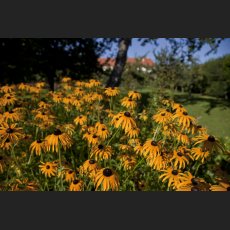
<box><xmin>98</xmin><ymin>57</ymin><xmax>154</xmax><ymax>73</ymax></box>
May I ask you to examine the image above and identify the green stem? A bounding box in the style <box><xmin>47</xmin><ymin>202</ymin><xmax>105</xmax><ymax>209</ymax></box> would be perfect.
<box><xmin>27</xmin><ymin>151</ymin><xmax>33</xmax><ymax>165</ymax></box>
<box><xmin>107</xmin><ymin>128</ymin><xmax>120</xmax><ymax>146</ymax></box>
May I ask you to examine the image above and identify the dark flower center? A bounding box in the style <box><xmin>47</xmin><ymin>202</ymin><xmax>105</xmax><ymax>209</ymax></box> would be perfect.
<box><xmin>5</xmin><ymin>138</ymin><xmax>10</xmax><ymax>143</ymax></box>
<box><xmin>68</xmin><ymin>170</ymin><xmax>73</xmax><ymax>174</ymax></box>
<box><xmin>98</xmin><ymin>144</ymin><xmax>104</xmax><ymax>150</ymax></box>
<box><xmin>37</xmin><ymin>139</ymin><xmax>42</xmax><ymax>143</ymax></box>
<box><xmin>183</xmin><ymin>112</ymin><xmax>188</xmax><ymax>116</ymax></box>
<box><xmin>128</xmin><ymin>98</ymin><xmax>132</xmax><ymax>101</ymax></box>
<box><xmin>54</xmin><ymin>129</ymin><xmax>62</xmax><ymax>136</ymax></box>
<box><xmin>124</xmin><ymin>112</ymin><xmax>131</xmax><ymax>117</ymax></box>
<box><xmin>46</xmin><ymin>165</ymin><xmax>50</xmax><ymax>169</ymax></box>
<box><xmin>9</xmin><ymin>111</ymin><xmax>14</xmax><ymax>114</ymax></box>
<box><xmin>191</xmin><ymin>178</ymin><xmax>199</xmax><ymax>186</ymax></box>
<box><xmin>89</xmin><ymin>159</ymin><xmax>95</xmax><ymax>164</ymax></box>
<box><xmin>197</xmin><ymin>125</ymin><xmax>202</xmax><ymax>129</ymax></box>
<box><xmin>166</xmin><ymin>109</ymin><xmax>170</xmax><ymax>112</ymax></box>
<box><xmin>101</xmin><ymin>128</ymin><xmax>106</xmax><ymax>131</ymax></box>
<box><xmin>191</xmin><ymin>186</ymin><xmax>200</xmax><ymax>191</ymax></box>
<box><xmin>42</xmin><ymin>112</ymin><xmax>45</xmax><ymax>115</ymax></box>
<box><xmin>73</xmin><ymin>179</ymin><xmax>79</xmax><ymax>184</ymax></box>
<box><xmin>103</xmin><ymin>168</ymin><xmax>113</xmax><ymax>177</ymax></box>
<box><xmin>111</xmin><ymin>87</ymin><xmax>115</xmax><ymax>90</ymax></box>
<box><xmin>7</xmin><ymin>96</ymin><xmax>11</xmax><ymax>99</ymax></box>
<box><xmin>227</xmin><ymin>187</ymin><xmax>230</xmax><ymax>191</ymax></box>
<box><xmin>79</xmin><ymin>116</ymin><xmax>82</xmax><ymax>119</ymax></box>
<box><xmin>208</xmin><ymin>135</ymin><xmax>215</xmax><ymax>142</ymax></box>
<box><xmin>92</xmin><ymin>135</ymin><xmax>97</xmax><ymax>139</ymax></box>
<box><xmin>151</xmin><ymin>141</ymin><xmax>157</xmax><ymax>146</ymax></box>
<box><xmin>6</xmin><ymin>128</ymin><xmax>13</xmax><ymax>134</ymax></box>
<box><xmin>177</xmin><ymin>152</ymin><xmax>183</xmax><ymax>157</ymax></box>
<box><xmin>172</xmin><ymin>170</ymin><xmax>178</xmax><ymax>175</ymax></box>
<box><xmin>161</xmin><ymin>113</ymin><xmax>165</xmax><ymax>116</ymax></box>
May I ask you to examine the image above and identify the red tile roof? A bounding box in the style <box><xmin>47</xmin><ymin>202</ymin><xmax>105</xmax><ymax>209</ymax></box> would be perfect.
<box><xmin>98</xmin><ymin>57</ymin><xmax>154</xmax><ymax>67</ymax></box>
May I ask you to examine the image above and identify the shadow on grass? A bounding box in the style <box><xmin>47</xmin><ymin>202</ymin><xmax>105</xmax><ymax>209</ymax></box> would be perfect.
<box><xmin>173</xmin><ymin>94</ymin><xmax>230</xmax><ymax>114</ymax></box>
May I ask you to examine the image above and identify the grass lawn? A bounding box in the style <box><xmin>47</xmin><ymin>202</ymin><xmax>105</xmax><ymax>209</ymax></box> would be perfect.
<box><xmin>138</xmin><ymin>88</ymin><xmax>230</xmax><ymax>139</ymax></box>
<box><xmin>174</xmin><ymin>93</ymin><xmax>230</xmax><ymax>139</ymax></box>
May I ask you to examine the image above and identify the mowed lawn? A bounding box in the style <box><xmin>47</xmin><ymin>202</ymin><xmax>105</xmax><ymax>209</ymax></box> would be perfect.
<box><xmin>177</xmin><ymin>95</ymin><xmax>230</xmax><ymax>139</ymax></box>
<box><xmin>138</xmin><ymin>88</ymin><xmax>230</xmax><ymax>139</ymax></box>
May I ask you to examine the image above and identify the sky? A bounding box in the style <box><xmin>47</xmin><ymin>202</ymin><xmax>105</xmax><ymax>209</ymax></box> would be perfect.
<box><xmin>102</xmin><ymin>38</ymin><xmax>230</xmax><ymax>63</ymax></box>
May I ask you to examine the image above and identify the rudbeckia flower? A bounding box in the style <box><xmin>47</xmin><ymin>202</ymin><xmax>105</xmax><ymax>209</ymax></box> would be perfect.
<box><xmin>191</xmin><ymin>148</ymin><xmax>209</xmax><ymax>163</ymax></box>
<box><xmin>30</xmin><ymin>139</ymin><xmax>47</xmax><ymax>156</ymax></box>
<box><xmin>170</xmin><ymin>149</ymin><xmax>190</xmax><ymax>169</ymax></box>
<box><xmin>104</xmin><ymin>87</ymin><xmax>120</xmax><ymax>97</ymax></box>
<box><xmin>45</xmin><ymin>129</ymin><xmax>73</xmax><ymax>153</ymax></box>
<box><xmin>39</xmin><ymin>161</ymin><xmax>57</xmax><ymax>177</ymax></box>
<box><xmin>94</xmin><ymin>168</ymin><xmax>119</xmax><ymax>191</ymax></box>
<box><xmin>193</xmin><ymin>134</ymin><xmax>225</xmax><ymax>153</ymax></box>
<box><xmin>0</xmin><ymin>122</ymin><xmax>23</xmax><ymax>143</ymax></box>
<box><xmin>74</xmin><ymin>115</ymin><xmax>87</xmax><ymax>126</ymax></box>
<box><xmin>111</xmin><ymin>112</ymin><xmax>137</xmax><ymax>133</ymax></box>
<box><xmin>90</xmin><ymin>144</ymin><xmax>113</xmax><ymax>160</ymax></box>
<box><xmin>128</xmin><ymin>90</ymin><xmax>141</xmax><ymax>100</ymax></box>
<box><xmin>159</xmin><ymin>167</ymin><xmax>183</xmax><ymax>189</ymax></box>
<box><xmin>121</xmin><ymin>97</ymin><xmax>137</xmax><ymax>109</ymax></box>
<box><xmin>153</xmin><ymin>109</ymin><xmax>172</xmax><ymax>125</ymax></box>
<box><xmin>69</xmin><ymin>179</ymin><xmax>83</xmax><ymax>191</ymax></box>
<box><xmin>173</xmin><ymin>111</ymin><xmax>196</xmax><ymax>130</ymax></box>
<box><xmin>210</xmin><ymin>181</ymin><xmax>230</xmax><ymax>192</ymax></box>
<box><xmin>65</xmin><ymin>169</ymin><xmax>75</xmax><ymax>183</ymax></box>
<box><xmin>141</xmin><ymin>139</ymin><xmax>161</xmax><ymax>158</ymax></box>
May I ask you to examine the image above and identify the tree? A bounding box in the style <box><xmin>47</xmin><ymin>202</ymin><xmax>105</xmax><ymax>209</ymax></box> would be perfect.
<box><xmin>0</xmin><ymin>39</ymin><xmax>104</xmax><ymax>90</ymax></box>
<box><xmin>106</xmin><ymin>38</ymin><xmax>131</xmax><ymax>87</ymax></box>
<box><xmin>105</xmin><ymin>38</ymin><xmax>225</xmax><ymax>87</ymax></box>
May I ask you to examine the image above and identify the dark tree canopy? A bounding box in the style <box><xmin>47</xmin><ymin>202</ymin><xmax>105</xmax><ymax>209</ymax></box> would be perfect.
<box><xmin>0</xmin><ymin>38</ymin><xmax>105</xmax><ymax>90</ymax></box>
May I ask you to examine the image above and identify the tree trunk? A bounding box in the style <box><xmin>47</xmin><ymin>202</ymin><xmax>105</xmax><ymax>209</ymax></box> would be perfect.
<box><xmin>106</xmin><ymin>38</ymin><xmax>131</xmax><ymax>87</ymax></box>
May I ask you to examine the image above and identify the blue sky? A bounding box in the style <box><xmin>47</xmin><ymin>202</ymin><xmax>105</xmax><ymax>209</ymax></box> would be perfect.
<box><xmin>102</xmin><ymin>38</ymin><xmax>230</xmax><ymax>63</ymax></box>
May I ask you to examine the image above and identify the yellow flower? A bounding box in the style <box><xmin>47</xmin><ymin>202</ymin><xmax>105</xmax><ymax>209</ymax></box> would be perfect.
<box><xmin>153</xmin><ymin>109</ymin><xmax>172</xmax><ymax>125</ymax></box>
<box><xmin>146</xmin><ymin>153</ymin><xmax>168</xmax><ymax>171</ymax></box>
<box><xmin>96</xmin><ymin>124</ymin><xmax>109</xmax><ymax>140</ymax></box>
<box><xmin>80</xmin><ymin>159</ymin><xmax>100</xmax><ymax>175</ymax></box>
<box><xmin>39</xmin><ymin>161</ymin><xmax>57</xmax><ymax>177</ymax></box>
<box><xmin>45</xmin><ymin>129</ymin><xmax>73</xmax><ymax>153</ymax></box>
<box><xmin>90</xmin><ymin>144</ymin><xmax>113</xmax><ymax>161</ymax></box>
<box><xmin>138</xmin><ymin>110</ymin><xmax>148</xmax><ymax>121</ymax></box>
<box><xmin>0</xmin><ymin>138</ymin><xmax>12</xmax><ymax>150</ymax></box>
<box><xmin>170</xmin><ymin>149</ymin><xmax>190</xmax><ymax>169</ymax></box>
<box><xmin>191</xmin><ymin>148</ymin><xmax>209</xmax><ymax>163</ymax></box>
<box><xmin>30</xmin><ymin>139</ymin><xmax>47</xmax><ymax>156</ymax></box>
<box><xmin>159</xmin><ymin>167</ymin><xmax>183</xmax><ymax>189</ymax></box>
<box><xmin>69</xmin><ymin>179</ymin><xmax>83</xmax><ymax>191</ymax></box>
<box><xmin>128</xmin><ymin>91</ymin><xmax>141</xmax><ymax>100</ymax></box>
<box><xmin>74</xmin><ymin>115</ymin><xmax>87</xmax><ymax>126</ymax></box>
<box><xmin>193</xmin><ymin>134</ymin><xmax>225</xmax><ymax>153</ymax></box>
<box><xmin>121</xmin><ymin>97</ymin><xmax>137</xmax><ymax>109</ymax></box>
<box><xmin>173</xmin><ymin>111</ymin><xmax>196</xmax><ymax>130</ymax></box>
<box><xmin>111</xmin><ymin>112</ymin><xmax>137</xmax><ymax>133</ymax></box>
<box><xmin>210</xmin><ymin>182</ymin><xmax>230</xmax><ymax>192</ymax></box>
<box><xmin>65</xmin><ymin>169</ymin><xmax>75</xmax><ymax>182</ymax></box>
<box><xmin>94</xmin><ymin>168</ymin><xmax>119</xmax><ymax>191</ymax></box>
<box><xmin>104</xmin><ymin>87</ymin><xmax>120</xmax><ymax>97</ymax></box>
<box><xmin>0</xmin><ymin>122</ymin><xmax>23</xmax><ymax>143</ymax></box>
<box><xmin>2</xmin><ymin>93</ymin><xmax>17</xmax><ymax>106</ymax></box>
<box><xmin>122</xmin><ymin>155</ymin><xmax>137</xmax><ymax>171</ymax></box>
<box><xmin>2</xmin><ymin>110</ymin><xmax>21</xmax><ymax>122</ymax></box>
<box><xmin>141</xmin><ymin>139</ymin><xmax>161</xmax><ymax>158</ymax></box>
